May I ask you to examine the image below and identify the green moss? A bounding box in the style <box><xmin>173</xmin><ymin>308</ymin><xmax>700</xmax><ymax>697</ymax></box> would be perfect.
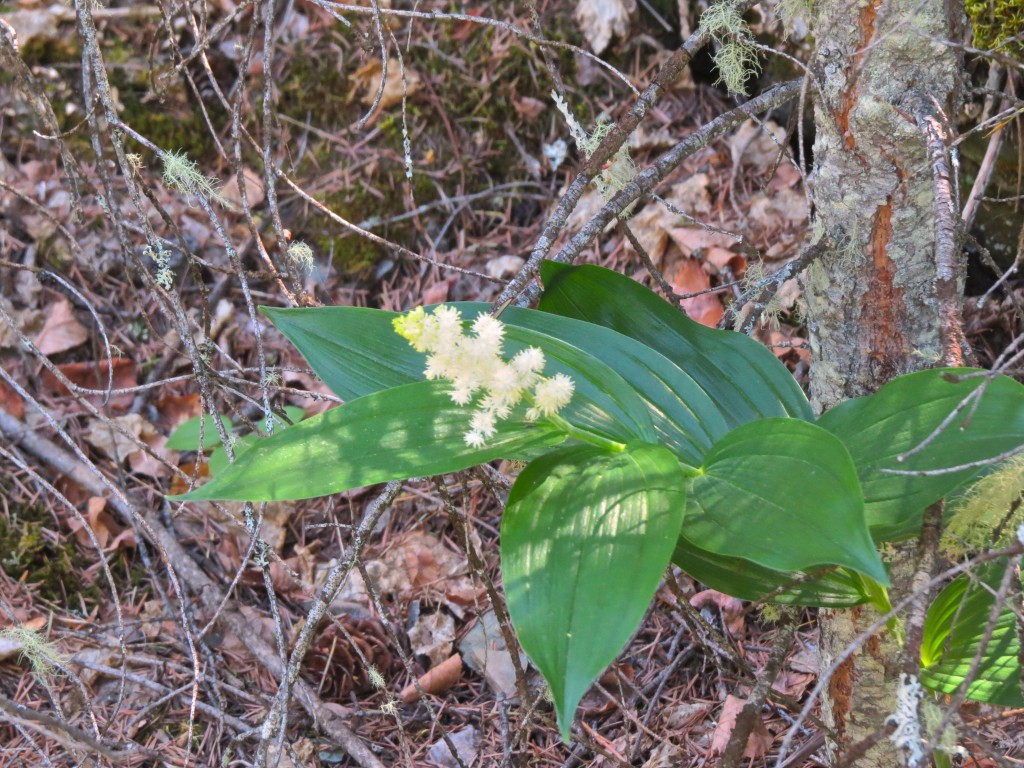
<box><xmin>0</xmin><ymin>498</ymin><xmax>100</xmax><ymax>608</ymax></box>
<box><xmin>277</xmin><ymin>43</ymin><xmax>354</xmax><ymax>125</ymax></box>
<box><xmin>967</xmin><ymin>0</ymin><xmax>1024</xmax><ymax>58</ymax></box>
<box><xmin>17</xmin><ymin>36</ymin><xmax>81</xmax><ymax>68</ymax></box>
<box><xmin>119</xmin><ymin>74</ymin><xmax>222</xmax><ymax>163</ymax></box>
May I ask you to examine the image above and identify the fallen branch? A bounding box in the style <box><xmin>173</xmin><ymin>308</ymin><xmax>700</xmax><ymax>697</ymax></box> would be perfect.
<box><xmin>0</xmin><ymin>408</ymin><xmax>385</xmax><ymax>768</ymax></box>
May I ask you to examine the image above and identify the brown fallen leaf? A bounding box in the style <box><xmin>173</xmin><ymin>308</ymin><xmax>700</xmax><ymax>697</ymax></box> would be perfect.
<box><xmin>67</xmin><ymin>496</ymin><xmax>136</xmax><ymax>551</ymax></box>
<box><xmin>579</xmin><ymin>663</ymin><xmax>636</xmax><ymax>716</ymax></box>
<box><xmin>0</xmin><ymin>376</ymin><xmax>24</xmax><ymax>418</ymax></box>
<box><xmin>672</xmin><ymin>259</ymin><xmax>723</xmax><ymax>328</ymax></box>
<box><xmin>710</xmin><ymin>694</ymin><xmax>773</xmax><ymax>758</ymax></box>
<box><xmin>399</xmin><ymin>653</ymin><xmax>463</xmax><ymax>703</ymax></box>
<box><xmin>408</xmin><ymin>610</ymin><xmax>456</xmax><ymax>667</ymax></box>
<box><xmin>34</xmin><ymin>299</ymin><xmax>88</xmax><ymax>355</ymax></box>
<box><xmin>351</xmin><ymin>58</ymin><xmax>421</xmax><ymax>119</ymax></box>
<box><xmin>83</xmin><ymin>413</ymin><xmax>159</xmax><ymax>464</ymax></box>
<box><xmin>729</xmin><ymin>119</ymin><xmax>788</xmax><ymax>172</ymax></box>
<box><xmin>39</xmin><ymin>357</ymin><xmax>136</xmax><ymax>410</ymax></box>
<box><xmin>574</xmin><ymin>0</ymin><xmax>636</xmax><ymax>55</ymax></box>
<box><xmin>513</xmin><ymin>96</ymin><xmax>547</xmax><ymax>120</ymax></box>
<box><xmin>374</xmin><ymin>531</ymin><xmax>468</xmax><ymax>599</ymax></box>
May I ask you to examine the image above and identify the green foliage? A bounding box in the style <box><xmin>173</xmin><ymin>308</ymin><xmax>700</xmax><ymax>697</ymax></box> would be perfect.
<box><xmin>169</xmin><ymin>261</ymin><xmax>1024</xmax><ymax>734</ymax></box>
<box><xmin>966</xmin><ymin>0</ymin><xmax>1024</xmax><ymax>58</ymax></box>
<box><xmin>818</xmin><ymin>370</ymin><xmax>1024</xmax><ymax>542</ymax></box>
<box><xmin>502</xmin><ymin>443</ymin><xmax>688</xmax><ymax>738</ymax></box>
<box><xmin>686</xmin><ymin>418</ymin><xmax>886</xmax><ymax>583</ymax></box>
<box><xmin>920</xmin><ymin>560</ymin><xmax>1023</xmax><ymax>707</ymax></box>
<box><xmin>166</xmin><ymin>414</ymin><xmax>234</xmax><ymax>452</ymax></box>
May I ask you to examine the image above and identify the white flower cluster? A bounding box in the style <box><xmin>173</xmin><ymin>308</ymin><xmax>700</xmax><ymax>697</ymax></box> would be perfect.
<box><xmin>393</xmin><ymin>306</ymin><xmax>575</xmax><ymax>448</ymax></box>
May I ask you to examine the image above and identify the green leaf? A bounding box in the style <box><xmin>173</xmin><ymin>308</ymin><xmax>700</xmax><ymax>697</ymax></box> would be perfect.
<box><xmin>263</xmin><ymin>304</ymin><xmax>657</xmax><ymax>446</ymax></box>
<box><xmin>687</xmin><ymin>418</ymin><xmax>887</xmax><ymax>584</ymax></box>
<box><xmin>279</xmin><ymin>406</ymin><xmax>307</xmax><ymax>425</ymax></box>
<box><xmin>166</xmin><ymin>414</ymin><xmax>233</xmax><ymax>452</ymax></box>
<box><xmin>501</xmin><ymin>307</ymin><xmax>727</xmax><ymax>465</ymax></box>
<box><xmin>502</xmin><ymin>443</ymin><xmax>688</xmax><ymax>739</ymax></box>
<box><xmin>818</xmin><ymin>369</ymin><xmax>1024</xmax><ymax>542</ymax></box>
<box><xmin>207</xmin><ymin>434</ymin><xmax>258</xmax><ymax>476</ymax></box>
<box><xmin>171</xmin><ymin>381</ymin><xmax>565</xmax><ymax>502</ymax></box>
<box><xmin>537</xmin><ymin>262</ymin><xmax>814</xmax><ymax>428</ymax></box>
<box><xmin>920</xmin><ymin>560</ymin><xmax>1023</xmax><ymax>707</ymax></box>
<box><xmin>671</xmin><ymin>537</ymin><xmax>872</xmax><ymax>607</ymax></box>
<box><xmin>262</xmin><ymin>306</ymin><xmax>422</xmax><ymax>400</ymax></box>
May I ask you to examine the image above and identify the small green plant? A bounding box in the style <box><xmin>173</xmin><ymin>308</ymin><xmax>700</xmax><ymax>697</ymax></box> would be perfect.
<box><xmin>170</xmin><ymin>262</ymin><xmax>1024</xmax><ymax>742</ymax></box>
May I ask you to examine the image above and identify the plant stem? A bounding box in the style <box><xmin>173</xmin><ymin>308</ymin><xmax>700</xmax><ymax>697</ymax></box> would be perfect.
<box><xmin>546</xmin><ymin>414</ymin><xmax>627</xmax><ymax>452</ymax></box>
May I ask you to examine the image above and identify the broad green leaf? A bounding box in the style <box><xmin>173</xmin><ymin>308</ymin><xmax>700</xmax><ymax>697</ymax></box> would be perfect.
<box><xmin>537</xmin><ymin>262</ymin><xmax>814</xmax><ymax>427</ymax></box>
<box><xmin>501</xmin><ymin>307</ymin><xmax>727</xmax><ymax>465</ymax></box>
<box><xmin>279</xmin><ymin>406</ymin><xmax>306</xmax><ymax>425</ymax></box>
<box><xmin>207</xmin><ymin>433</ymin><xmax>258</xmax><ymax>476</ymax></box>
<box><xmin>205</xmin><ymin>409</ymin><xmax>305</xmax><ymax>475</ymax></box>
<box><xmin>671</xmin><ymin>537</ymin><xmax>871</xmax><ymax>607</ymax></box>
<box><xmin>818</xmin><ymin>369</ymin><xmax>1024</xmax><ymax>542</ymax></box>
<box><xmin>264</xmin><ymin>304</ymin><xmax>657</xmax><ymax>446</ymax></box>
<box><xmin>920</xmin><ymin>560</ymin><xmax>1023</xmax><ymax>707</ymax></box>
<box><xmin>687</xmin><ymin>418</ymin><xmax>887</xmax><ymax>584</ymax></box>
<box><xmin>166</xmin><ymin>414</ymin><xmax>233</xmax><ymax>451</ymax></box>
<box><xmin>502</xmin><ymin>443</ymin><xmax>688</xmax><ymax>739</ymax></box>
<box><xmin>262</xmin><ymin>306</ymin><xmax>422</xmax><ymax>400</ymax></box>
<box><xmin>171</xmin><ymin>381</ymin><xmax>565</xmax><ymax>502</ymax></box>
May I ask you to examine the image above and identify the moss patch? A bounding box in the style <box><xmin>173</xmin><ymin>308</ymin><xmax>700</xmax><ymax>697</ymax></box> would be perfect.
<box><xmin>967</xmin><ymin>0</ymin><xmax>1024</xmax><ymax>58</ymax></box>
<box><xmin>0</xmin><ymin>498</ymin><xmax>99</xmax><ymax>608</ymax></box>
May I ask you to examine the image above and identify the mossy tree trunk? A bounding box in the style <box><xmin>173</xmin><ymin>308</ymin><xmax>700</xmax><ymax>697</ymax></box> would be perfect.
<box><xmin>803</xmin><ymin>0</ymin><xmax>966</xmax><ymax>764</ymax></box>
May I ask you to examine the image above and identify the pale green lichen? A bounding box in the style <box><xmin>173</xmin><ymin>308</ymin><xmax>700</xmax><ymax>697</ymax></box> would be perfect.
<box><xmin>285</xmin><ymin>240</ymin><xmax>315</xmax><ymax>273</ymax></box>
<box><xmin>161</xmin><ymin>149</ymin><xmax>226</xmax><ymax>207</ymax></box>
<box><xmin>0</xmin><ymin>624</ymin><xmax>69</xmax><ymax>680</ymax></box>
<box><xmin>778</xmin><ymin>0</ymin><xmax>815</xmax><ymax>29</ymax></box>
<box><xmin>367</xmin><ymin>664</ymin><xmax>386</xmax><ymax>690</ymax></box>
<box><xmin>701</xmin><ymin>1</ymin><xmax>762</xmax><ymax>95</ymax></box>
<box><xmin>736</xmin><ymin>261</ymin><xmax>785</xmax><ymax>332</ymax></box>
<box><xmin>942</xmin><ymin>454</ymin><xmax>1024</xmax><ymax>558</ymax></box>
<box><xmin>143</xmin><ymin>241</ymin><xmax>174</xmax><ymax>291</ymax></box>
<box><xmin>922</xmin><ymin>696</ymin><xmax>964</xmax><ymax>757</ymax></box>
<box><xmin>552</xmin><ymin>91</ymin><xmax>637</xmax><ymax>204</ymax></box>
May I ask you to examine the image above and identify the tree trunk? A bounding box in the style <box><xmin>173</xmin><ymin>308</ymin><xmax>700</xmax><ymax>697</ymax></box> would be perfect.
<box><xmin>803</xmin><ymin>0</ymin><xmax>966</xmax><ymax>765</ymax></box>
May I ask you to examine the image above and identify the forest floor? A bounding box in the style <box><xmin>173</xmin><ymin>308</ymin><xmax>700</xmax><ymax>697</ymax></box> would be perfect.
<box><xmin>1</xmin><ymin>1</ymin><xmax>1023</xmax><ymax>766</ymax></box>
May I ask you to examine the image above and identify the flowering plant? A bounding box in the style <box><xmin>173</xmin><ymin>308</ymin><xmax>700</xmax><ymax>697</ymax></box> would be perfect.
<box><xmin>172</xmin><ymin>261</ymin><xmax>1024</xmax><ymax>738</ymax></box>
<box><xmin>392</xmin><ymin>306</ymin><xmax>574</xmax><ymax>446</ymax></box>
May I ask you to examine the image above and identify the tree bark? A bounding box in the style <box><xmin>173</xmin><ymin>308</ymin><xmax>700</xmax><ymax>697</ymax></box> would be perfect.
<box><xmin>803</xmin><ymin>0</ymin><xmax>965</xmax><ymax>764</ymax></box>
